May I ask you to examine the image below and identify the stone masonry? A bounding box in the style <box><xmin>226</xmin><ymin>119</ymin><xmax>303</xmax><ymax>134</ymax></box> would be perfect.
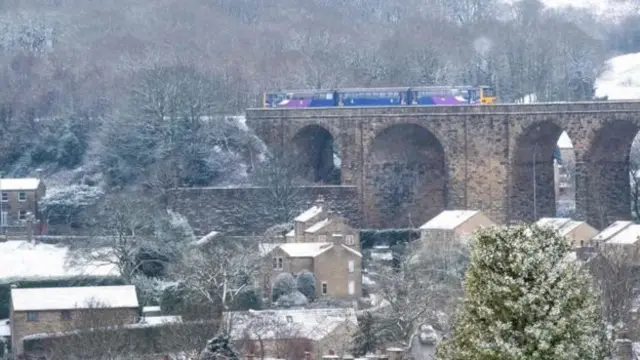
<box><xmin>246</xmin><ymin>101</ymin><xmax>640</xmax><ymax>230</ymax></box>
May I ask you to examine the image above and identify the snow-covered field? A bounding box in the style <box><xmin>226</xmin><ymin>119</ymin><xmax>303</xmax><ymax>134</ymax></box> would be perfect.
<box><xmin>505</xmin><ymin>0</ymin><xmax>639</xmax><ymax>21</ymax></box>
<box><xmin>0</xmin><ymin>240</ymin><xmax>119</xmax><ymax>283</ymax></box>
<box><xmin>595</xmin><ymin>52</ymin><xmax>640</xmax><ymax>100</ymax></box>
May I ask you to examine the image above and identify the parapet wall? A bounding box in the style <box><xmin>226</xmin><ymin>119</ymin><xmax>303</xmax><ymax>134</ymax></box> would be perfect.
<box><xmin>167</xmin><ymin>186</ymin><xmax>361</xmax><ymax>236</ymax></box>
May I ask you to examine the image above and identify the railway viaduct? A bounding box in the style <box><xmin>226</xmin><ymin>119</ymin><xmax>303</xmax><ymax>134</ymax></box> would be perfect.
<box><xmin>246</xmin><ymin>101</ymin><xmax>640</xmax><ymax>230</ymax></box>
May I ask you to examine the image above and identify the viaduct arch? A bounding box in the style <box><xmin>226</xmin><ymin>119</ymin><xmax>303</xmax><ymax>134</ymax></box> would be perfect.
<box><xmin>246</xmin><ymin>102</ymin><xmax>640</xmax><ymax>229</ymax></box>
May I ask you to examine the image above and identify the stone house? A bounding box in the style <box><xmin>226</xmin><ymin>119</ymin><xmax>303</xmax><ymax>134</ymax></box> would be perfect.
<box><xmin>0</xmin><ymin>178</ymin><xmax>46</xmax><ymax>229</ymax></box>
<box><xmin>593</xmin><ymin>222</ymin><xmax>640</xmax><ymax>266</ymax></box>
<box><xmin>261</xmin><ymin>242</ymin><xmax>362</xmax><ymax>300</ymax></box>
<box><xmin>419</xmin><ymin>210</ymin><xmax>495</xmax><ymax>244</ymax></box>
<box><xmin>263</xmin><ymin>199</ymin><xmax>362</xmax><ymax>301</ymax></box>
<box><xmin>10</xmin><ymin>285</ymin><xmax>139</xmax><ymax>356</ymax></box>
<box><xmin>228</xmin><ymin>307</ymin><xmax>358</xmax><ymax>360</ymax></box>
<box><xmin>535</xmin><ymin>217</ymin><xmax>598</xmax><ymax>248</ymax></box>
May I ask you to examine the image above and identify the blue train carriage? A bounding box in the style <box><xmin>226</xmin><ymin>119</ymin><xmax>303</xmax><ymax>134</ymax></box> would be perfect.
<box><xmin>408</xmin><ymin>85</ymin><xmax>497</xmax><ymax>105</ymax></box>
<box><xmin>336</xmin><ymin>87</ymin><xmax>410</xmax><ymax>106</ymax></box>
<box><xmin>263</xmin><ymin>89</ymin><xmax>337</xmax><ymax>108</ymax></box>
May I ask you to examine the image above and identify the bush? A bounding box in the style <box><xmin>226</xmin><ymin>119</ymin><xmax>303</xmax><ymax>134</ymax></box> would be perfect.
<box><xmin>272</xmin><ymin>272</ymin><xmax>296</xmax><ymax>301</ymax></box>
<box><xmin>232</xmin><ymin>286</ymin><xmax>263</xmax><ymax>310</ymax></box>
<box><xmin>275</xmin><ymin>290</ymin><xmax>308</xmax><ymax>308</ymax></box>
<box><xmin>296</xmin><ymin>271</ymin><xmax>316</xmax><ymax>301</ymax></box>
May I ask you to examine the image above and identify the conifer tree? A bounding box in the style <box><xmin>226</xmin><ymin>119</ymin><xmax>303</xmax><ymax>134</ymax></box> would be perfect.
<box><xmin>436</xmin><ymin>225</ymin><xmax>610</xmax><ymax>360</ymax></box>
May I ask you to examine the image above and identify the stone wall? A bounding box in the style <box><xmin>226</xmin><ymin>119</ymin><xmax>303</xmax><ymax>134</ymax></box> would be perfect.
<box><xmin>167</xmin><ymin>186</ymin><xmax>361</xmax><ymax>236</ymax></box>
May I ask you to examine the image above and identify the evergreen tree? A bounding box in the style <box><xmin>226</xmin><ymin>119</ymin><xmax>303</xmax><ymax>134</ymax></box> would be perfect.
<box><xmin>436</xmin><ymin>225</ymin><xmax>610</xmax><ymax>360</ymax></box>
<box><xmin>200</xmin><ymin>333</ymin><xmax>240</xmax><ymax>360</ymax></box>
<box><xmin>272</xmin><ymin>272</ymin><xmax>296</xmax><ymax>301</ymax></box>
<box><xmin>296</xmin><ymin>271</ymin><xmax>316</xmax><ymax>301</ymax></box>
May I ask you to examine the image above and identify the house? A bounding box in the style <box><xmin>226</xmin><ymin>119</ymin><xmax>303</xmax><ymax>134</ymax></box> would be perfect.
<box><xmin>261</xmin><ymin>198</ymin><xmax>363</xmax><ymax>301</ymax></box>
<box><xmin>419</xmin><ymin>210</ymin><xmax>495</xmax><ymax>243</ymax></box>
<box><xmin>10</xmin><ymin>285</ymin><xmax>139</xmax><ymax>356</ymax></box>
<box><xmin>535</xmin><ymin>217</ymin><xmax>598</xmax><ymax>248</ymax></box>
<box><xmin>290</xmin><ymin>198</ymin><xmax>360</xmax><ymax>248</ymax></box>
<box><xmin>590</xmin><ymin>220</ymin><xmax>635</xmax><ymax>246</ymax></box>
<box><xmin>0</xmin><ymin>178</ymin><xmax>46</xmax><ymax>229</ymax></box>
<box><xmin>598</xmin><ymin>223</ymin><xmax>640</xmax><ymax>265</ymax></box>
<box><xmin>261</xmin><ymin>242</ymin><xmax>362</xmax><ymax>300</ymax></box>
<box><xmin>227</xmin><ymin>307</ymin><xmax>358</xmax><ymax>359</ymax></box>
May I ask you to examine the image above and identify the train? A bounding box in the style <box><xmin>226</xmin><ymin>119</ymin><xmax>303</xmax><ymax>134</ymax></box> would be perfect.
<box><xmin>262</xmin><ymin>85</ymin><xmax>497</xmax><ymax>108</ymax></box>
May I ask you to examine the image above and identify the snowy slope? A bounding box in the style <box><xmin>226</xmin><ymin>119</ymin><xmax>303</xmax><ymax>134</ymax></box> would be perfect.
<box><xmin>595</xmin><ymin>52</ymin><xmax>640</xmax><ymax>100</ymax></box>
<box><xmin>505</xmin><ymin>0</ymin><xmax>640</xmax><ymax>21</ymax></box>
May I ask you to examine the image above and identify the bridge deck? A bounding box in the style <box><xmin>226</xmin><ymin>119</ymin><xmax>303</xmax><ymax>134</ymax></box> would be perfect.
<box><xmin>247</xmin><ymin>101</ymin><xmax>640</xmax><ymax>118</ymax></box>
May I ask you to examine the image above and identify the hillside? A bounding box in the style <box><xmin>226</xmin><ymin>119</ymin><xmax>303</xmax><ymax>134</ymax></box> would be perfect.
<box><xmin>0</xmin><ymin>0</ymin><xmax>638</xmax><ymax>197</ymax></box>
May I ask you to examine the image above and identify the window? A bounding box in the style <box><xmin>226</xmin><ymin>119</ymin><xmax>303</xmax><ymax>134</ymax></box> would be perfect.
<box><xmin>345</xmin><ymin>235</ymin><xmax>355</xmax><ymax>246</ymax></box>
<box><xmin>286</xmin><ymin>316</ymin><xmax>293</xmax><ymax>323</ymax></box>
<box><xmin>18</xmin><ymin>192</ymin><xmax>26</xmax><ymax>202</ymax></box>
<box><xmin>348</xmin><ymin>281</ymin><xmax>355</xmax><ymax>295</ymax></box>
<box><xmin>27</xmin><ymin>311</ymin><xmax>39</xmax><ymax>322</ymax></box>
<box><xmin>321</xmin><ymin>282</ymin><xmax>328</xmax><ymax>295</ymax></box>
<box><xmin>19</xmin><ymin>210</ymin><xmax>27</xmax><ymax>221</ymax></box>
<box><xmin>61</xmin><ymin>310</ymin><xmax>72</xmax><ymax>321</ymax></box>
<box><xmin>273</xmin><ymin>257</ymin><xmax>283</xmax><ymax>270</ymax></box>
<box><xmin>1</xmin><ymin>212</ymin><xmax>7</xmax><ymax>227</ymax></box>
<box><xmin>1</xmin><ymin>193</ymin><xmax>7</xmax><ymax>202</ymax></box>
<box><xmin>348</xmin><ymin>260</ymin><xmax>355</xmax><ymax>273</ymax></box>
<box><xmin>318</xmin><ymin>235</ymin><xmax>326</xmax><ymax>242</ymax></box>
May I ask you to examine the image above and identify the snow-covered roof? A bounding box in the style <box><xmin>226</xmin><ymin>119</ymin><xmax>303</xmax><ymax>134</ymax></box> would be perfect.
<box><xmin>226</xmin><ymin>308</ymin><xmax>357</xmax><ymax>341</ymax></box>
<box><xmin>0</xmin><ymin>178</ymin><xmax>41</xmax><ymax>191</ymax></box>
<box><xmin>140</xmin><ymin>315</ymin><xmax>182</xmax><ymax>325</ymax></box>
<box><xmin>285</xmin><ymin>229</ymin><xmax>294</xmax><ymax>238</ymax></box>
<box><xmin>11</xmin><ymin>285</ymin><xmax>139</xmax><ymax>311</ymax></box>
<box><xmin>536</xmin><ymin>217</ymin><xmax>588</xmax><ymax>236</ymax></box>
<box><xmin>305</xmin><ymin>218</ymin><xmax>330</xmax><ymax>234</ymax></box>
<box><xmin>592</xmin><ymin>221</ymin><xmax>634</xmax><ymax>243</ymax></box>
<box><xmin>0</xmin><ymin>240</ymin><xmax>120</xmax><ymax>282</ymax></box>
<box><xmin>142</xmin><ymin>306</ymin><xmax>161</xmax><ymax>314</ymax></box>
<box><xmin>341</xmin><ymin>244</ymin><xmax>362</xmax><ymax>258</ymax></box>
<box><xmin>295</xmin><ymin>205</ymin><xmax>323</xmax><ymax>222</ymax></box>
<box><xmin>605</xmin><ymin>224</ymin><xmax>640</xmax><ymax>245</ymax></box>
<box><xmin>0</xmin><ymin>318</ymin><xmax>9</xmax><ymax>337</ymax></box>
<box><xmin>278</xmin><ymin>242</ymin><xmax>333</xmax><ymax>257</ymax></box>
<box><xmin>419</xmin><ymin>210</ymin><xmax>480</xmax><ymax>230</ymax></box>
<box><xmin>259</xmin><ymin>243</ymin><xmax>280</xmax><ymax>256</ymax></box>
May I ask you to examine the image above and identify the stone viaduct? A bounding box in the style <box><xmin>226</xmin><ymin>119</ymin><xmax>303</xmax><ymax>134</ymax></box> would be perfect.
<box><xmin>246</xmin><ymin>101</ymin><xmax>640</xmax><ymax>230</ymax></box>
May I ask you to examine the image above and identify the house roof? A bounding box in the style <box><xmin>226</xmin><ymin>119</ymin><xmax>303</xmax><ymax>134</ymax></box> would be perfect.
<box><xmin>592</xmin><ymin>221</ymin><xmax>634</xmax><ymax>243</ymax></box>
<box><xmin>11</xmin><ymin>285</ymin><xmax>139</xmax><ymax>311</ymax></box>
<box><xmin>259</xmin><ymin>243</ymin><xmax>280</xmax><ymax>256</ymax></box>
<box><xmin>225</xmin><ymin>307</ymin><xmax>357</xmax><ymax>341</ymax></box>
<box><xmin>605</xmin><ymin>224</ymin><xmax>640</xmax><ymax>245</ymax></box>
<box><xmin>536</xmin><ymin>217</ymin><xmax>589</xmax><ymax>236</ymax></box>
<box><xmin>295</xmin><ymin>205</ymin><xmax>323</xmax><ymax>222</ymax></box>
<box><xmin>419</xmin><ymin>210</ymin><xmax>480</xmax><ymax>230</ymax></box>
<box><xmin>305</xmin><ymin>218</ymin><xmax>331</xmax><ymax>234</ymax></box>
<box><xmin>279</xmin><ymin>242</ymin><xmax>333</xmax><ymax>257</ymax></box>
<box><xmin>285</xmin><ymin>229</ymin><xmax>294</xmax><ymax>238</ymax></box>
<box><xmin>0</xmin><ymin>178</ymin><xmax>41</xmax><ymax>191</ymax></box>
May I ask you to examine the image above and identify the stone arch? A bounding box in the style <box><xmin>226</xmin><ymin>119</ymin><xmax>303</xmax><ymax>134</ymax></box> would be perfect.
<box><xmin>582</xmin><ymin>120</ymin><xmax>640</xmax><ymax>228</ymax></box>
<box><xmin>364</xmin><ymin>123</ymin><xmax>447</xmax><ymax>228</ymax></box>
<box><xmin>509</xmin><ymin>120</ymin><xmax>575</xmax><ymax>223</ymax></box>
<box><xmin>291</xmin><ymin>124</ymin><xmax>341</xmax><ymax>184</ymax></box>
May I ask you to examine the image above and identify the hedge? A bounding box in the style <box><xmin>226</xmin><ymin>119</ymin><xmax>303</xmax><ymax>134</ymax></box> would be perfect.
<box><xmin>359</xmin><ymin>228</ymin><xmax>420</xmax><ymax>249</ymax></box>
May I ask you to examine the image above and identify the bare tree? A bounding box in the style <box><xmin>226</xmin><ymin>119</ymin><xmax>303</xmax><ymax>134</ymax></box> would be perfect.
<box><xmin>171</xmin><ymin>235</ymin><xmax>263</xmax><ymax>321</ymax></box>
<box><xmin>67</xmin><ymin>192</ymin><xmax>195</xmax><ymax>283</ymax></box>
<box><xmin>357</xmin><ymin>236</ymin><xmax>469</xmax><ymax>351</ymax></box>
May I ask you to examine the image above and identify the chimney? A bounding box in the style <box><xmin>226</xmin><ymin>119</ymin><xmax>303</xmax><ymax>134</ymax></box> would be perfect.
<box><xmin>34</xmin><ymin>168</ymin><xmax>42</xmax><ymax>179</ymax></box>
<box><xmin>386</xmin><ymin>348</ymin><xmax>403</xmax><ymax>360</ymax></box>
<box><xmin>614</xmin><ymin>338</ymin><xmax>633</xmax><ymax>360</ymax></box>
<box><xmin>314</xmin><ymin>195</ymin><xmax>325</xmax><ymax>207</ymax></box>
<box><xmin>342</xmin><ymin>355</ymin><xmax>354</xmax><ymax>360</ymax></box>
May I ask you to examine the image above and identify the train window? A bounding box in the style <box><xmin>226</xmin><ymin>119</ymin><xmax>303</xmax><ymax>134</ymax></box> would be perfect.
<box><xmin>326</xmin><ymin>93</ymin><xmax>333</xmax><ymax>100</ymax></box>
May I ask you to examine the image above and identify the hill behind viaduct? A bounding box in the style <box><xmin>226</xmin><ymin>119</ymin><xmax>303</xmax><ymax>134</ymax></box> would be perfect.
<box><xmin>246</xmin><ymin>101</ymin><xmax>640</xmax><ymax>230</ymax></box>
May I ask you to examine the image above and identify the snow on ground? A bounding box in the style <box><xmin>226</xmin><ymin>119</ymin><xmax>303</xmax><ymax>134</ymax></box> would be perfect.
<box><xmin>0</xmin><ymin>240</ymin><xmax>119</xmax><ymax>283</ymax></box>
<box><xmin>595</xmin><ymin>52</ymin><xmax>640</xmax><ymax>100</ymax></box>
<box><xmin>0</xmin><ymin>318</ymin><xmax>9</xmax><ymax>337</ymax></box>
<box><xmin>503</xmin><ymin>0</ymin><xmax>639</xmax><ymax>21</ymax></box>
